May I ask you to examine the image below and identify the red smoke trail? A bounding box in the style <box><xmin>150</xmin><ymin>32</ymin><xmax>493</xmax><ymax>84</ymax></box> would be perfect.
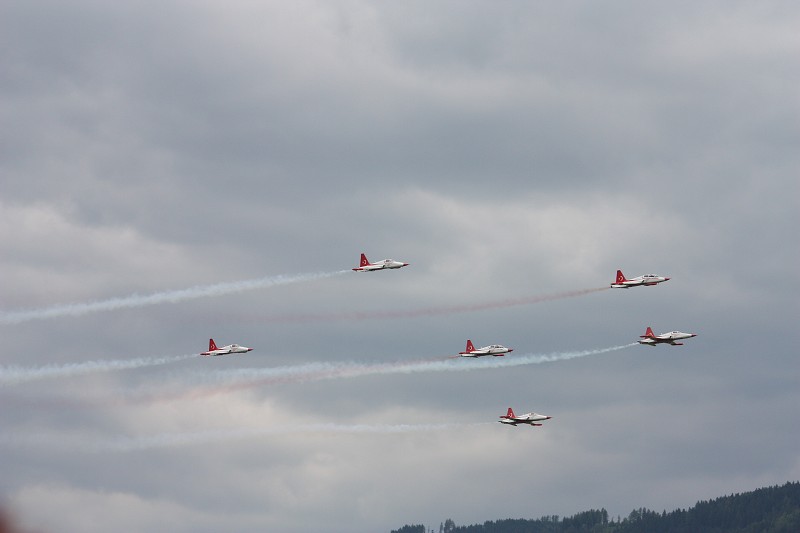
<box><xmin>247</xmin><ymin>286</ymin><xmax>610</xmax><ymax>324</ymax></box>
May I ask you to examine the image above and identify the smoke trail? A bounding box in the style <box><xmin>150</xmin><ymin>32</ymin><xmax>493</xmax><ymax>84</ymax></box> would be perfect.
<box><xmin>248</xmin><ymin>286</ymin><xmax>609</xmax><ymax>324</ymax></box>
<box><xmin>0</xmin><ymin>353</ymin><xmax>199</xmax><ymax>386</ymax></box>
<box><xmin>155</xmin><ymin>344</ymin><xmax>638</xmax><ymax>402</ymax></box>
<box><xmin>0</xmin><ymin>270</ymin><xmax>349</xmax><ymax>325</ymax></box>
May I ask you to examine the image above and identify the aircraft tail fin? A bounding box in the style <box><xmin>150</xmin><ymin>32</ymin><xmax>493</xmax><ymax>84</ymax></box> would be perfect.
<box><xmin>359</xmin><ymin>253</ymin><xmax>370</xmax><ymax>267</ymax></box>
<box><xmin>616</xmin><ymin>270</ymin><xmax>627</xmax><ymax>284</ymax></box>
<box><xmin>641</xmin><ymin>327</ymin><xmax>655</xmax><ymax>338</ymax></box>
<box><xmin>208</xmin><ymin>338</ymin><xmax>218</xmax><ymax>351</ymax></box>
<box><xmin>465</xmin><ymin>340</ymin><xmax>475</xmax><ymax>353</ymax></box>
<box><xmin>506</xmin><ymin>407</ymin><xmax>515</xmax><ymax>418</ymax></box>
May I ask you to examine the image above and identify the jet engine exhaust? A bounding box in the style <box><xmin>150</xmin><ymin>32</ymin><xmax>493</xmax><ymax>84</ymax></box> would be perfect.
<box><xmin>247</xmin><ymin>286</ymin><xmax>610</xmax><ymax>324</ymax></box>
<box><xmin>144</xmin><ymin>343</ymin><xmax>638</xmax><ymax>403</ymax></box>
<box><xmin>3</xmin><ymin>344</ymin><xmax>638</xmax><ymax>408</ymax></box>
<box><xmin>0</xmin><ymin>353</ymin><xmax>199</xmax><ymax>386</ymax></box>
<box><xmin>0</xmin><ymin>270</ymin><xmax>350</xmax><ymax>325</ymax></box>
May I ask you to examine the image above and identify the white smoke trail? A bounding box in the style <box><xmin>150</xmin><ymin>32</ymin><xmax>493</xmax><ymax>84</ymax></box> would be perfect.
<box><xmin>0</xmin><ymin>353</ymin><xmax>199</xmax><ymax>385</ymax></box>
<box><xmin>224</xmin><ymin>343</ymin><xmax>636</xmax><ymax>382</ymax></box>
<box><xmin>0</xmin><ymin>270</ymin><xmax>349</xmax><ymax>325</ymax></box>
<box><xmin>165</xmin><ymin>344</ymin><xmax>639</xmax><ymax>400</ymax></box>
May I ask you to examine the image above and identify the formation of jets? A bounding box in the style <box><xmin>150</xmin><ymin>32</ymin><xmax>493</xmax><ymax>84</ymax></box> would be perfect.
<box><xmin>611</xmin><ymin>270</ymin><xmax>670</xmax><ymax>288</ymax></box>
<box><xmin>202</xmin><ymin>258</ymin><xmax>697</xmax><ymax>429</ymax></box>
<box><xmin>638</xmin><ymin>327</ymin><xmax>697</xmax><ymax>346</ymax></box>
<box><xmin>352</xmin><ymin>253</ymin><xmax>409</xmax><ymax>272</ymax></box>
<box><xmin>499</xmin><ymin>407</ymin><xmax>552</xmax><ymax>427</ymax></box>
<box><xmin>458</xmin><ymin>339</ymin><xmax>513</xmax><ymax>357</ymax></box>
<box><xmin>201</xmin><ymin>338</ymin><xmax>253</xmax><ymax>356</ymax></box>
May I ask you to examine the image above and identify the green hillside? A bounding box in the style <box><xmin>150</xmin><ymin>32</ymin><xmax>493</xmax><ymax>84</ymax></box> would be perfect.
<box><xmin>392</xmin><ymin>481</ymin><xmax>800</xmax><ymax>533</ymax></box>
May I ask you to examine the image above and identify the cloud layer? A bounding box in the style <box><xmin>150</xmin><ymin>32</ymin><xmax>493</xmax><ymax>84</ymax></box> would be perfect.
<box><xmin>1</xmin><ymin>1</ymin><xmax>798</xmax><ymax>532</ymax></box>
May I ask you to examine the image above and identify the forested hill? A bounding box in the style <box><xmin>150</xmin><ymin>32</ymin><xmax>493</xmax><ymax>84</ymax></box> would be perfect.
<box><xmin>391</xmin><ymin>481</ymin><xmax>800</xmax><ymax>533</ymax></box>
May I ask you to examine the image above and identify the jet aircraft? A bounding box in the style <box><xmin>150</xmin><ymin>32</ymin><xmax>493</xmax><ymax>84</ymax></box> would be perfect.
<box><xmin>499</xmin><ymin>407</ymin><xmax>552</xmax><ymax>427</ymax></box>
<box><xmin>638</xmin><ymin>327</ymin><xmax>697</xmax><ymax>346</ymax></box>
<box><xmin>352</xmin><ymin>253</ymin><xmax>409</xmax><ymax>272</ymax></box>
<box><xmin>459</xmin><ymin>340</ymin><xmax>513</xmax><ymax>357</ymax></box>
<box><xmin>201</xmin><ymin>338</ymin><xmax>253</xmax><ymax>356</ymax></box>
<box><xmin>611</xmin><ymin>270</ymin><xmax>670</xmax><ymax>288</ymax></box>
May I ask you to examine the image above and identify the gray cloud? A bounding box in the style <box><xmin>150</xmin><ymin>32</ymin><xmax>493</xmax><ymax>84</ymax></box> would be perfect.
<box><xmin>1</xmin><ymin>1</ymin><xmax>798</xmax><ymax>532</ymax></box>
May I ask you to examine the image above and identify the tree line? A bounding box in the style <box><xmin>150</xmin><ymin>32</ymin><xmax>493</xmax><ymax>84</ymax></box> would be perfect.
<box><xmin>391</xmin><ymin>481</ymin><xmax>800</xmax><ymax>533</ymax></box>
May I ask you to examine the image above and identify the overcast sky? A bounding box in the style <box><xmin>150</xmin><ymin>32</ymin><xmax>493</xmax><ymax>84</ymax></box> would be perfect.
<box><xmin>1</xmin><ymin>1</ymin><xmax>799</xmax><ymax>532</ymax></box>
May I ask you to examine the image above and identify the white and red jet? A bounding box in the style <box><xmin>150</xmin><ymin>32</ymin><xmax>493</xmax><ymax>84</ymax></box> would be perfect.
<box><xmin>458</xmin><ymin>339</ymin><xmax>513</xmax><ymax>357</ymax></box>
<box><xmin>352</xmin><ymin>253</ymin><xmax>409</xmax><ymax>272</ymax></box>
<box><xmin>611</xmin><ymin>269</ymin><xmax>670</xmax><ymax>288</ymax></box>
<box><xmin>638</xmin><ymin>327</ymin><xmax>697</xmax><ymax>346</ymax></box>
<box><xmin>201</xmin><ymin>338</ymin><xmax>253</xmax><ymax>356</ymax></box>
<box><xmin>499</xmin><ymin>407</ymin><xmax>552</xmax><ymax>427</ymax></box>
